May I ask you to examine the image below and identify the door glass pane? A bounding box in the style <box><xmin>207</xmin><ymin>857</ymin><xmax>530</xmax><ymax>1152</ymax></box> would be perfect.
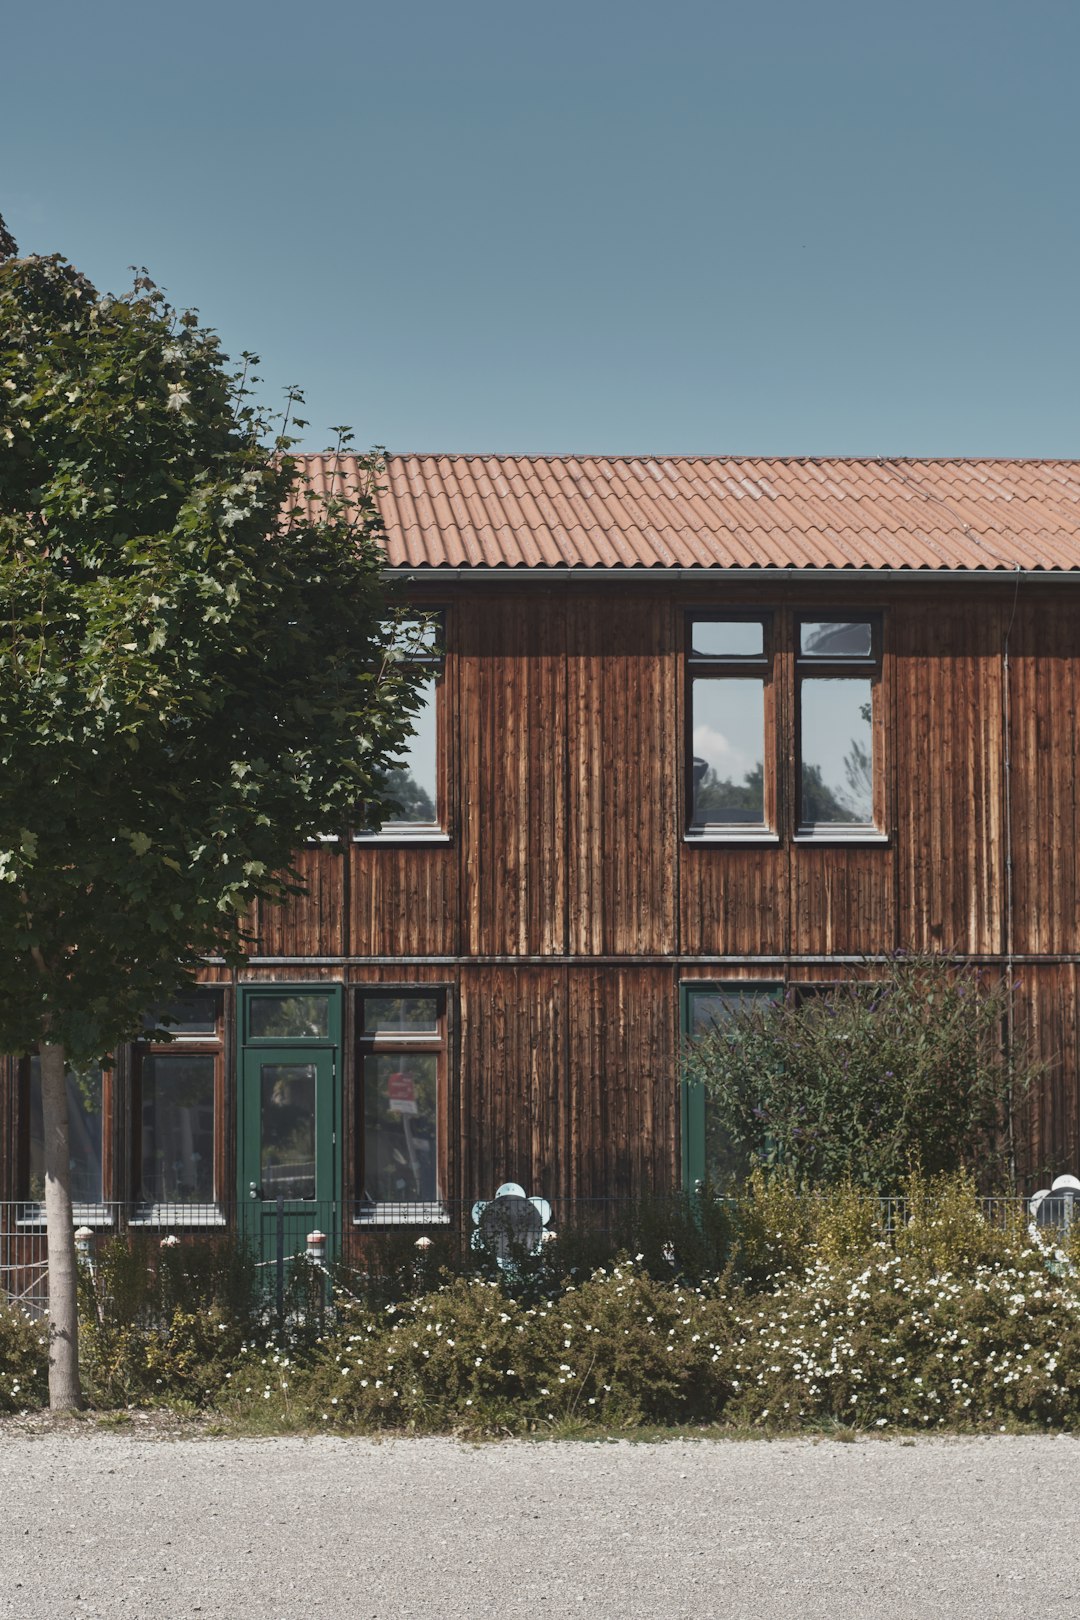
<box><xmin>140</xmin><ymin>1054</ymin><xmax>215</xmax><ymax>1204</ymax></box>
<box><xmin>799</xmin><ymin>677</ymin><xmax>874</xmax><ymax>824</ymax></box>
<box><xmin>27</xmin><ymin>1062</ymin><xmax>104</xmax><ymax>1203</ymax></box>
<box><xmin>249</xmin><ymin>994</ymin><xmax>330</xmax><ymax>1041</ymax></box>
<box><xmin>690</xmin><ymin>677</ymin><xmax>766</xmax><ymax>827</ymax></box>
<box><xmin>363</xmin><ymin>1053</ymin><xmax>438</xmax><ymax>1203</ymax></box>
<box><xmin>690</xmin><ymin>619</ymin><xmax>764</xmax><ymax>658</ymax></box>
<box><xmin>800</xmin><ymin>620</ymin><xmax>873</xmax><ymax>659</ymax></box>
<box><xmin>362</xmin><ymin>995</ymin><xmax>440</xmax><ymax>1035</ymax></box>
<box><xmin>380</xmin><ymin>675</ymin><xmax>438</xmax><ymax>826</ymax></box>
<box><xmin>260</xmin><ymin>1064</ymin><xmax>317</xmax><ymax>1200</ymax></box>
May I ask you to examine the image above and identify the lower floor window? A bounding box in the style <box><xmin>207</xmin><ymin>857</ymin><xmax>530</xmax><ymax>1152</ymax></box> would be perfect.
<box><xmin>681</xmin><ymin>982</ymin><xmax>782</xmax><ymax>1189</ymax></box>
<box><xmin>359</xmin><ymin>991</ymin><xmax>444</xmax><ymax>1208</ymax></box>
<box><xmin>138</xmin><ymin>1052</ymin><xmax>216</xmax><ymax>1204</ymax></box>
<box><xmin>25</xmin><ymin>1060</ymin><xmax>105</xmax><ymax>1205</ymax></box>
<box><xmin>137</xmin><ymin>991</ymin><xmax>224</xmax><ymax>1209</ymax></box>
<box><xmin>17</xmin><ymin>990</ymin><xmax>224</xmax><ymax>1212</ymax></box>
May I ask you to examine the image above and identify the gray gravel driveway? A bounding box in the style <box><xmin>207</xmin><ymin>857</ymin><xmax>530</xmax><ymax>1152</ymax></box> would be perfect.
<box><xmin>1</xmin><ymin>1433</ymin><xmax>1078</xmax><ymax>1619</ymax></box>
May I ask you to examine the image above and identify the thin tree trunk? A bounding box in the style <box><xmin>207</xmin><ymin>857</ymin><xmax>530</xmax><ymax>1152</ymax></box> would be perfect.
<box><xmin>39</xmin><ymin>1041</ymin><xmax>84</xmax><ymax>1411</ymax></box>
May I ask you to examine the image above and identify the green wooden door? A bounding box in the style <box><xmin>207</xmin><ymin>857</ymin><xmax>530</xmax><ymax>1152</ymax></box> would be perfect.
<box><xmin>237</xmin><ymin>988</ymin><xmax>341</xmax><ymax>1263</ymax></box>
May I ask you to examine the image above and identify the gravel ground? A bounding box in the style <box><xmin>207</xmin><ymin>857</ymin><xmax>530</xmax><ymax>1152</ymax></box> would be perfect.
<box><xmin>1</xmin><ymin>1432</ymin><xmax>1078</xmax><ymax>1619</ymax></box>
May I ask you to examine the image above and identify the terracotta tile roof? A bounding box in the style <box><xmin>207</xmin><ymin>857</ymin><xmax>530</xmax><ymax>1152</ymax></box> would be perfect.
<box><xmin>298</xmin><ymin>454</ymin><xmax>1080</xmax><ymax>572</ymax></box>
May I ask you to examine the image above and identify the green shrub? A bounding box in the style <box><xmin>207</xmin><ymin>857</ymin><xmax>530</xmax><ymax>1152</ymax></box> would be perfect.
<box><xmin>0</xmin><ymin>1303</ymin><xmax>47</xmax><ymax>1411</ymax></box>
<box><xmin>296</xmin><ymin>1262</ymin><xmax>730</xmax><ymax>1436</ymax></box>
<box><xmin>270</xmin><ymin>1177</ymin><xmax>1080</xmax><ymax>1437</ymax></box>
<box><xmin>684</xmin><ymin>955</ymin><xmax>1038</xmax><ymax>1189</ymax></box>
<box><xmin>79</xmin><ymin>1234</ymin><xmax>263</xmax><ymax>1407</ymax></box>
<box><xmin>721</xmin><ymin>1237</ymin><xmax>1080</xmax><ymax>1432</ymax></box>
<box><xmin>29</xmin><ymin>1176</ymin><xmax>1079</xmax><ymax>1435</ymax></box>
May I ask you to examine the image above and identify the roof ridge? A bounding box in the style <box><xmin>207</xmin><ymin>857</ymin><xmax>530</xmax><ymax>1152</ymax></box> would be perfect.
<box><xmin>297</xmin><ymin>451</ymin><xmax>1080</xmax><ymax>468</ymax></box>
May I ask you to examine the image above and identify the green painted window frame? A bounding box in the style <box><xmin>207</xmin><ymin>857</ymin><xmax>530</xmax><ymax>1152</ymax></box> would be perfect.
<box><xmin>679</xmin><ymin>981</ymin><xmax>783</xmax><ymax>1190</ymax></box>
<box><xmin>240</xmin><ymin>985</ymin><xmax>343</xmax><ymax>1047</ymax></box>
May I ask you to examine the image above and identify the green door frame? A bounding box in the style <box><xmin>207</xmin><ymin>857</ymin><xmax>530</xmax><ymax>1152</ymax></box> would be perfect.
<box><xmin>237</xmin><ymin>985</ymin><xmax>343</xmax><ymax>1259</ymax></box>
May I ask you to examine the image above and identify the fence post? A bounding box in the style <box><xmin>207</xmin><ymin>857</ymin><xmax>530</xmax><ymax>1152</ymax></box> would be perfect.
<box><xmin>275</xmin><ymin>1196</ymin><xmax>285</xmax><ymax>1333</ymax></box>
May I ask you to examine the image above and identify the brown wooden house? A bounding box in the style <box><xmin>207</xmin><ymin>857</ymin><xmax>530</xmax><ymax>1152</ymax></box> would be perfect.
<box><xmin>5</xmin><ymin>453</ymin><xmax>1080</xmax><ymax>1252</ymax></box>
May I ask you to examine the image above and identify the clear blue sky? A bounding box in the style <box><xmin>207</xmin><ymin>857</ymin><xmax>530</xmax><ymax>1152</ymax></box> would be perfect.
<box><xmin>4</xmin><ymin>0</ymin><xmax>1078</xmax><ymax>457</ymax></box>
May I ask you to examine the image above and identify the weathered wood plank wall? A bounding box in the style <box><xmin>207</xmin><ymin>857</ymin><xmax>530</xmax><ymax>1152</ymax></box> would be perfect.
<box><xmin>232</xmin><ymin>579</ymin><xmax>1080</xmax><ymax>1188</ymax></box>
<box><xmin>6</xmin><ymin>580</ymin><xmax>1079</xmax><ymax>1205</ymax></box>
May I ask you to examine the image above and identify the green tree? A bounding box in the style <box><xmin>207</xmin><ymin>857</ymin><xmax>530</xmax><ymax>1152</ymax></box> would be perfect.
<box><xmin>683</xmin><ymin>955</ymin><xmax>1035</xmax><ymax>1190</ymax></box>
<box><xmin>0</xmin><ymin>225</ymin><xmax>427</xmax><ymax>1407</ymax></box>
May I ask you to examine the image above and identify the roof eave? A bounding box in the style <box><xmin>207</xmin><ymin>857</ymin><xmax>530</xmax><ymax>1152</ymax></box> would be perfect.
<box><xmin>383</xmin><ymin>564</ymin><xmax>1078</xmax><ymax>584</ymax></box>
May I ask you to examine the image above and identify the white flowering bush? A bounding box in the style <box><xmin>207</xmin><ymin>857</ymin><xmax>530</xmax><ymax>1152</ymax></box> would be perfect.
<box><xmin>296</xmin><ymin>1263</ymin><xmax>730</xmax><ymax>1435</ymax></box>
<box><xmin>723</xmin><ymin>1245</ymin><xmax>1080</xmax><ymax>1431</ymax></box>
<box><xmin>258</xmin><ymin>1176</ymin><xmax>1080</xmax><ymax>1436</ymax></box>
<box><xmin>0</xmin><ymin>1303</ymin><xmax>48</xmax><ymax>1411</ymax></box>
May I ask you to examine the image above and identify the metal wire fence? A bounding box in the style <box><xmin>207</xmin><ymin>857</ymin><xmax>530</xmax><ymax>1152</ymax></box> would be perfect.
<box><xmin>0</xmin><ymin>1191</ymin><xmax>1065</xmax><ymax>1320</ymax></box>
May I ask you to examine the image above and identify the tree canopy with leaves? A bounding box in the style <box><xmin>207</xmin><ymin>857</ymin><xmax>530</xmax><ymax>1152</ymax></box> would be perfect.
<box><xmin>0</xmin><ymin>226</ymin><xmax>426</xmax><ymax>1404</ymax></box>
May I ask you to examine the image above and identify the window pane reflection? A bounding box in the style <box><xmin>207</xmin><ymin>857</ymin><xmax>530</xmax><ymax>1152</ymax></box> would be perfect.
<box><xmin>381</xmin><ymin>676</ymin><xmax>438</xmax><ymax>826</ymax></box>
<box><xmin>260</xmin><ymin>1064</ymin><xmax>317</xmax><ymax>1200</ymax></box>
<box><xmin>249</xmin><ymin>995</ymin><xmax>330</xmax><ymax>1040</ymax></box>
<box><xmin>143</xmin><ymin>991</ymin><xmax>221</xmax><ymax>1036</ymax></box>
<box><xmin>690</xmin><ymin>678</ymin><xmax>766</xmax><ymax>826</ymax></box>
<box><xmin>363</xmin><ymin>1053</ymin><xmax>438</xmax><ymax>1203</ymax></box>
<box><xmin>687</xmin><ymin>987</ymin><xmax>780</xmax><ymax>1185</ymax></box>
<box><xmin>27</xmin><ymin>1062</ymin><xmax>103</xmax><ymax>1204</ymax></box>
<box><xmin>363</xmin><ymin>996</ymin><xmax>440</xmax><ymax>1035</ymax></box>
<box><xmin>140</xmin><ymin>1054</ymin><xmax>215</xmax><ymax>1203</ymax></box>
<box><xmin>687</xmin><ymin>987</ymin><xmax>770</xmax><ymax>1034</ymax></box>
<box><xmin>690</xmin><ymin>620</ymin><xmax>764</xmax><ymax>658</ymax></box>
<box><xmin>800</xmin><ymin>621</ymin><xmax>873</xmax><ymax>659</ymax></box>
<box><xmin>800</xmin><ymin>678</ymin><xmax>874</xmax><ymax>824</ymax></box>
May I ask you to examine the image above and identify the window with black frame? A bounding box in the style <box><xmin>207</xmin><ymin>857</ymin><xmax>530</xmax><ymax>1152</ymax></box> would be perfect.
<box><xmin>685</xmin><ymin>614</ymin><xmax>776</xmax><ymax>839</ymax></box>
<box><xmin>795</xmin><ymin>617</ymin><xmax>881</xmax><ymax>835</ymax></box>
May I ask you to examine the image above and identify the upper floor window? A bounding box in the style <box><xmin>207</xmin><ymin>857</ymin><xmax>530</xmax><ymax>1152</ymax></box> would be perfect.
<box><xmin>796</xmin><ymin>618</ymin><xmax>880</xmax><ymax>835</ymax></box>
<box><xmin>358</xmin><ymin>612</ymin><xmax>445</xmax><ymax>839</ymax></box>
<box><xmin>685</xmin><ymin>611</ymin><xmax>883</xmax><ymax>842</ymax></box>
<box><xmin>686</xmin><ymin>615</ymin><xmax>775</xmax><ymax>839</ymax></box>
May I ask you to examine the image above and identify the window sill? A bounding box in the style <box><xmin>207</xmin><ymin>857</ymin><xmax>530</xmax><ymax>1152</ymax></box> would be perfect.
<box><xmin>128</xmin><ymin>1206</ymin><xmax>227</xmax><ymax>1228</ymax></box>
<box><xmin>684</xmin><ymin>830</ymin><xmax>780</xmax><ymax>846</ymax></box>
<box><xmin>352</xmin><ymin>831</ymin><xmax>452</xmax><ymax>846</ymax></box>
<box><xmin>793</xmin><ymin>828</ymin><xmax>890</xmax><ymax>846</ymax></box>
<box><xmin>353</xmin><ymin>1203</ymin><xmax>451</xmax><ymax>1226</ymax></box>
<box><xmin>16</xmin><ymin>1205</ymin><xmax>115</xmax><ymax>1229</ymax></box>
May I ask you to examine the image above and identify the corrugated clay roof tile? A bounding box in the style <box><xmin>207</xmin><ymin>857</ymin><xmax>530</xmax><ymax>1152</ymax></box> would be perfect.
<box><xmin>295</xmin><ymin>454</ymin><xmax>1080</xmax><ymax>572</ymax></box>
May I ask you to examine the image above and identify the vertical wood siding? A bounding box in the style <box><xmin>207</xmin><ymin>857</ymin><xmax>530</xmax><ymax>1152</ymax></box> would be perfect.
<box><xmin>13</xmin><ymin>581</ymin><xmax>1071</xmax><ymax>1208</ymax></box>
<box><xmin>566</xmin><ymin>593</ymin><xmax>677</xmax><ymax>955</ymax></box>
<box><xmin>1009</xmin><ymin>601</ymin><xmax>1080</xmax><ymax>956</ymax></box>
<box><xmin>459</xmin><ymin>593</ymin><xmax>568</xmax><ymax>956</ymax></box>
<box><xmin>893</xmin><ymin>601</ymin><xmax>1005</xmax><ymax>956</ymax></box>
